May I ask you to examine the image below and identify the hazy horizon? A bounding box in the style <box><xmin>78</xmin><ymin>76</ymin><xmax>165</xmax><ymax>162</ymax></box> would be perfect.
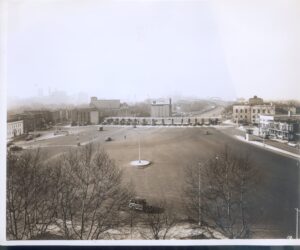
<box><xmin>8</xmin><ymin>89</ymin><xmax>300</xmax><ymax>111</ymax></box>
<box><xmin>5</xmin><ymin>0</ymin><xmax>300</xmax><ymax>103</ymax></box>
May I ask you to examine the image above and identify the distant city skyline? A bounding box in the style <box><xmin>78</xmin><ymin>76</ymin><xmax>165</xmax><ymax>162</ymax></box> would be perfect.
<box><xmin>5</xmin><ymin>0</ymin><xmax>300</xmax><ymax>103</ymax></box>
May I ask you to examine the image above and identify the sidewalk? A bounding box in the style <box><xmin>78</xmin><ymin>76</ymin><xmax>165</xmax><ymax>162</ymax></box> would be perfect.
<box><xmin>235</xmin><ymin>135</ymin><xmax>300</xmax><ymax>159</ymax></box>
<box><xmin>265</xmin><ymin>139</ymin><xmax>299</xmax><ymax>155</ymax></box>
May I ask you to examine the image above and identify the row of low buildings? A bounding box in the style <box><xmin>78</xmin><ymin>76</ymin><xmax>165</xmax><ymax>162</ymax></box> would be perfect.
<box><xmin>233</xmin><ymin>96</ymin><xmax>300</xmax><ymax>142</ymax></box>
<box><xmin>7</xmin><ymin>97</ymin><xmax>173</xmax><ymax>139</ymax></box>
<box><xmin>7</xmin><ymin>97</ymin><xmax>125</xmax><ymax>139</ymax></box>
<box><xmin>7</xmin><ymin>109</ymin><xmax>72</xmax><ymax>139</ymax></box>
<box><xmin>70</xmin><ymin>97</ymin><xmax>174</xmax><ymax>126</ymax></box>
<box><xmin>258</xmin><ymin>114</ymin><xmax>300</xmax><ymax>141</ymax></box>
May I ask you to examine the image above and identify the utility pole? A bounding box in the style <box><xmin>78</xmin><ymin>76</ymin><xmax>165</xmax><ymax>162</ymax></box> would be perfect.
<box><xmin>296</xmin><ymin>208</ymin><xmax>299</xmax><ymax>239</ymax></box>
<box><xmin>198</xmin><ymin>162</ymin><xmax>201</xmax><ymax>226</ymax></box>
<box><xmin>138</xmin><ymin>134</ymin><xmax>141</xmax><ymax>163</ymax></box>
<box><xmin>297</xmin><ymin>154</ymin><xmax>300</xmax><ymax>239</ymax></box>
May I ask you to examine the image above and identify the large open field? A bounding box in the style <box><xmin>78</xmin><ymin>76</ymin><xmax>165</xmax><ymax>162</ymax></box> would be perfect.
<box><xmin>16</xmin><ymin>125</ymin><xmax>300</xmax><ymax>238</ymax></box>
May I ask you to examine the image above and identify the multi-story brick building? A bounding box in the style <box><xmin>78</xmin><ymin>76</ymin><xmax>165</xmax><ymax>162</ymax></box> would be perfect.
<box><xmin>233</xmin><ymin>96</ymin><xmax>275</xmax><ymax>124</ymax></box>
<box><xmin>71</xmin><ymin>107</ymin><xmax>102</xmax><ymax>125</ymax></box>
<box><xmin>51</xmin><ymin>109</ymin><xmax>72</xmax><ymax>124</ymax></box>
<box><xmin>8</xmin><ymin>110</ymin><xmax>52</xmax><ymax>133</ymax></box>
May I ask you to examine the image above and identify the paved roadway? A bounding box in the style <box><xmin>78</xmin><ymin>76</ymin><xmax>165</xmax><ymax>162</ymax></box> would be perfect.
<box><xmin>17</xmin><ymin>125</ymin><xmax>300</xmax><ymax>238</ymax></box>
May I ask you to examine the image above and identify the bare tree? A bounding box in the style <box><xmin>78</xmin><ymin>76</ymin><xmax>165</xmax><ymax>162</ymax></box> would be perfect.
<box><xmin>184</xmin><ymin>146</ymin><xmax>260</xmax><ymax>239</ymax></box>
<box><xmin>141</xmin><ymin>202</ymin><xmax>177</xmax><ymax>240</ymax></box>
<box><xmin>7</xmin><ymin>144</ymin><xmax>133</xmax><ymax>240</ymax></box>
<box><xmin>54</xmin><ymin>144</ymin><xmax>132</xmax><ymax>239</ymax></box>
<box><xmin>7</xmin><ymin>149</ymin><xmax>58</xmax><ymax>240</ymax></box>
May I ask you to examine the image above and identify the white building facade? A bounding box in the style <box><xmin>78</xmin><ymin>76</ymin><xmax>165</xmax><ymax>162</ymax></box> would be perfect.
<box><xmin>258</xmin><ymin>115</ymin><xmax>300</xmax><ymax>141</ymax></box>
<box><xmin>151</xmin><ymin>99</ymin><xmax>172</xmax><ymax>117</ymax></box>
<box><xmin>7</xmin><ymin>120</ymin><xmax>24</xmax><ymax>139</ymax></box>
<box><xmin>90</xmin><ymin>110</ymin><xmax>99</xmax><ymax>125</ymax></box>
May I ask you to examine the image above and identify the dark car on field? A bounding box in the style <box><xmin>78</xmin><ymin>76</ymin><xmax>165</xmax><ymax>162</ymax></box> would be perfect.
<box><xmin>105</xmin><ymin>137</ymin><xmax>112</xmax><ymax>142</ymax></box>
<box><xmin>128</xmin><ymin>198</ymin><xmax>147</xmax><ymax>211</ymax></box>
<box><xmin>128</xmin><ymin>198</ymin><xmax>157</xmax><ymax>213</ymax></box>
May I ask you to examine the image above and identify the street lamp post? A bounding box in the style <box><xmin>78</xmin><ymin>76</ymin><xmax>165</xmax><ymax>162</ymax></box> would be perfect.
<box><xmin>138</xmin><ymin>134</ymin><xmax>141</xmax><ymax>163</ymax></box>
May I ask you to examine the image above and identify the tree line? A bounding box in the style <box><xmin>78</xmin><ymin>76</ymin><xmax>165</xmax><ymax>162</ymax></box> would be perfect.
<box><xmin>7</xmin><ymin>144</ymin><xmax>260</xmax><ymax>240</ymax></box>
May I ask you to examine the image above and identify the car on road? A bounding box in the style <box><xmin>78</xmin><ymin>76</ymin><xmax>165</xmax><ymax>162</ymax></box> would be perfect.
<box><xmin>128</xmin><ymin>198</ymin><xmax>147</xmax><ymax>211</ymax></box>
<box><xmin>54</xmin><ymin>130</ymin><xmax>69</xmax><ymax>136</ymax></box>
<box><xmin>105</xmin><ymin>137</ymin><xmax>112</xmax><ymax>142</ymax></box>
<box><xmin>25</xmin><ymin>135</ymin><xmax>34</xmax><ymax>141</ymax></box>
<box><xmin>288</xmin><ymin>142</ymin><xmax>300</xmax><ymax>149</ymax></box>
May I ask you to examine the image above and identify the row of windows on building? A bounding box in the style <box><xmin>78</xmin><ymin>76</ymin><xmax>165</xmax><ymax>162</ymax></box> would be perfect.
<box><xmin>10</xmin><ymin>122</ymin><xmax>22</xmax><ymax>129</ymax></box>
<box><xmin>235</xmin><ymin>109</ymin><xmax>272</xmax><ymax>114</ymax></box>
<box><xmin>235</xmin><ymin>115</ymin><xmax>263</xmax><ymax>119</ymax></box>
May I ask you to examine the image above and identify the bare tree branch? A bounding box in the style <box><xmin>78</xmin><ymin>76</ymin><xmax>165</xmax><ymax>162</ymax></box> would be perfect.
<box><xmin>184</xmin><ymin>146</ymin><xmax>261</xmax><ymax>239</ymax></box>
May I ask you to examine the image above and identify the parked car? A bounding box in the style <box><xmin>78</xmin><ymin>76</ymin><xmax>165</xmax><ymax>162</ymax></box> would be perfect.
<box><xmin>25</xmin><ymin>135</ymin><xmax>34</xmax><ymax>141</ymax></box>
<box><xmin>288</xmin><ymin>142</ymin><xmax>300</xmax><ymax>149</ymax></box>
<box><xmin>128</xmin><ymin>198</ymin><xmax>157</xmax><ymax>213</ymax></box>
<box><xmin>105</xmin><ymin>137</ymin><xmax>112</xmax><ymax>142</ymax></box>
<box><xmin>128</xmin><ymin>198</ymin><xmax>147</xmax><ymax>211</ymax></box>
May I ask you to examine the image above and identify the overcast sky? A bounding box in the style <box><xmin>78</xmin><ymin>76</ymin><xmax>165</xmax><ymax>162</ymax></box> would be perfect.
<box><xmin>5</xmin><ymin>0</ymin><xmax>300</xmax><ymax>102</ymax></box>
